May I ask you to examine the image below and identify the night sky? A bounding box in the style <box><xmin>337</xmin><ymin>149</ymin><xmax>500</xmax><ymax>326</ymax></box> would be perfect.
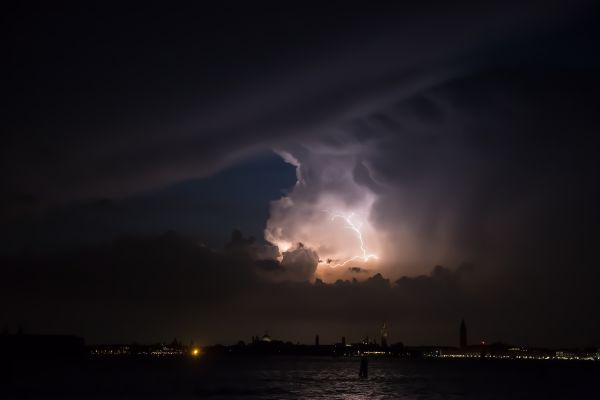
<box><xmin>3</xmin><ymin>2</ymin><xmax>600</xmax><ymax>347</ymax></box>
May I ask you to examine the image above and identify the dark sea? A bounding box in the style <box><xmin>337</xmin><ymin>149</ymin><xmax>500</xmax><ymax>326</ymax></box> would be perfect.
<box><xmin>3</xmin><ymin>356</ymin><xmax>598</xmax><ymax>399</ymax></box>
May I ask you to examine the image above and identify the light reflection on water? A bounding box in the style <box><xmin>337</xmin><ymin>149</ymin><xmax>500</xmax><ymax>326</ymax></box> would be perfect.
<box><xmin>7</xmin><ymin>356</ymin><xmax>599</xmax><ymax>399</ymax></box>
<box><xmin>200</xmin><ymin>358</ymin><xmax>461</xmax><ymax>400</ymax></box>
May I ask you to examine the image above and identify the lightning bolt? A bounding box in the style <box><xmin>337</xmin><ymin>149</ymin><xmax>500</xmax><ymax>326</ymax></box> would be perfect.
<box><xmin>324</xmin><ymin>211</ymin><xmax>378</xmax><ymax>267</ymax></box>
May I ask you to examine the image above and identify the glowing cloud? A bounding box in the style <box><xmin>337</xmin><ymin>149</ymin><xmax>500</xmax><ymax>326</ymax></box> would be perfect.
<box><xmin>265</xmin><ymin>146</ymin><xmax>383</xmax><ymax>281</ymax></box>
<box><xmin>323</xmin><ymin>211</ymin><xmax>378</xmax><ymax>267</ymax></box>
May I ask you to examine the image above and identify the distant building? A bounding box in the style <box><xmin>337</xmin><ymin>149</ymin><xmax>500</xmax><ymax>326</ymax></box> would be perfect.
<box><xmin>381</xmin><ymin>322</ymin><xmax>388</xmax><ymax>348</ymax></box>
<box><xmin>261</xmin><ymin>332</ymin><xmax>272</xmax><ymax>342</ymax></box>
<box><xmin>460</xmin><ymin>319</ymin><xmax>467</xmax><ymax>348</ymax></box>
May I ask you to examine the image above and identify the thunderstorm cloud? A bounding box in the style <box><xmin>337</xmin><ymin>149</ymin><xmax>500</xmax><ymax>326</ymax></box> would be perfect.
<box><xmin>2</xmin><ymin>1</ymin><xmax>600</xmax><ymax>346</ymax></box>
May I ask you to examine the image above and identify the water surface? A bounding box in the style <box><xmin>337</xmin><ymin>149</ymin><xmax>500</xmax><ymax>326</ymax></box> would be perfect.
<box><xmin>4</xmin><ymin>356</ymin><xmax>598</xmax><ymax>399</ymax></box>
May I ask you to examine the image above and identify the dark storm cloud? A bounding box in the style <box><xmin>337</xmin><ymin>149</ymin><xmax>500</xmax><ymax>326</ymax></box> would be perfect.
<box><xmin>0</xmin><ymin>232</ymin><xmax>505</xmax><ymax>345</ymax></box>
<box><xmin>0</xmin><ymin>154</ymin><xmax>295</xmax><ymax>253</ymax></box>
<box><xmin>279</xmin><ymin>243</ymin><xmax>319</xmax><ymax>282</ymax></box>
<box><xmin>265</xmin><ymin>67</ymin><xmax>600</xmax><ymax>281</ymax></box>
<box><xmin>3</xmin><ymin>1</ymin><xmax>600</xmax><ymax>347</ymax></box>
<box><xmin>360</xmin><ymin>70</ymin><xmax>600</xmax><ymax>277</ymax></box>
<box><xmin>3</xmin><ymin>232</ymin><xmax>597</xmax><ymax>347</ymax></box>
<box><xmin>3</xmin><ymin>1</ymin><xmax>593</xmax><ymax>205</ymax></box>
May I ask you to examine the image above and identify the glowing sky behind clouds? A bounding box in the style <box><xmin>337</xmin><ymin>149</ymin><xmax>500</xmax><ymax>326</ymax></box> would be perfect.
<box><xmin>265</xmin><ymin>145</ymin><xmax>385</xmax><ymax>281</ymax></box>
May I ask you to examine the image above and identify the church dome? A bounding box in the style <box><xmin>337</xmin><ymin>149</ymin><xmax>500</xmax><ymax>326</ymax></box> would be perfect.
<box><xmin>261</xmin><ymin>333</ymin><xmax>272</xmax><ymax>342</ymax></box>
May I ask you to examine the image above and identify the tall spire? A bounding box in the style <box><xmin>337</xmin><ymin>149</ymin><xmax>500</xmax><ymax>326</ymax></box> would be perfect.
<box><xmin>381</xmin><ymin>322</ymin><xmax>388</xmax><ymax>348</ymax></box>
